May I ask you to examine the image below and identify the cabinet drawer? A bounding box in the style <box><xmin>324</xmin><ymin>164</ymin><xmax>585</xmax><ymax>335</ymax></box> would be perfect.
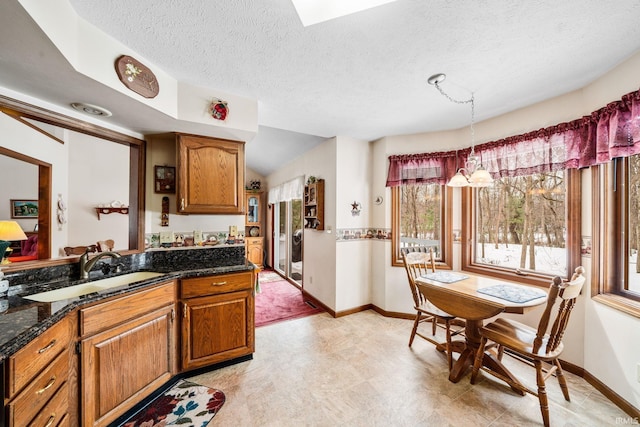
<box><xmin>7</xmin><ymin>315</ymin><xmax>72</xmax><ymax>398</ymax></box>
<box><xmin>24</xmin><ymin>381</ymin><xmax>68</xmax><ymax>427</ymax></box>
<box><xmin>80</xmin><ymin>281</ymin><xmax>175</xmax><ymax>337</ymax></box>
<box><xmin>7</xmin><ymin>351</ymin><xmax>68</xmax><ymax>426</ymax></box>
<box><xmin>245</xmin><ymin>237</ymin><xmax>263</xmax><ymax>245</ymax></box>
<box><xmin>180</xmin><ymin>271</ymin><xmax>253</xmax><ymax>298</ymax></box>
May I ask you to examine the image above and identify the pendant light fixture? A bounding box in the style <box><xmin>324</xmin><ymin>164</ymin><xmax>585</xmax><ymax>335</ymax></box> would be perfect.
<box><xmin>427</xmin><ymin>73</ymin><xmax>493</xmax><ymax>187</ymax></box>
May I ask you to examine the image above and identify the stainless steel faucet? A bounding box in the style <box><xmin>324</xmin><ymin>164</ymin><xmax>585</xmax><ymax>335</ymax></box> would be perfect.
<box><xmin>79</xmin><ymin>250</ymin><xmax>122</xmax><ymax>279</ymax></box>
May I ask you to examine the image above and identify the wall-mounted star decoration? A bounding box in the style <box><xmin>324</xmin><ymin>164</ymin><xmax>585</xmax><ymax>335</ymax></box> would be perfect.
<box><xmin>351</xmin><ymin>201</ymin><xmax>361</xmax><ymax>216</ymax></box>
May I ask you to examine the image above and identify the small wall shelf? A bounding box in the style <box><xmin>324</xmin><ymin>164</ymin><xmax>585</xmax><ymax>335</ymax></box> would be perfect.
<box><xmin>95</xmin><ymin>207</ymin><xmax>129</xmax><ymax>220</ymax></box>
<box><xmin>304</xmin><ymin>179</ymin><xmax>325</xmax><ymax>230</ymax></box>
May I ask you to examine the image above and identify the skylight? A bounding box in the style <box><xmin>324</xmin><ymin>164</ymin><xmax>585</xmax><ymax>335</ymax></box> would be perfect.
<box><xmin>291</xmin><ymin>0</ymin><xmax>399</xmax><ymax>27</ymax></box>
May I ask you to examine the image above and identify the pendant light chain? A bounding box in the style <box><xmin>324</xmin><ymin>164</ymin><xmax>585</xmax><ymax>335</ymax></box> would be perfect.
<box><xmin>428</xmin><ymin>72</ymin><xmax>493</xmax><ymax>187</ymax></box>
<box><xmin>433</xmin><ymin>81</ymin><xmax>476</xmax><ymax>153</ymax></box>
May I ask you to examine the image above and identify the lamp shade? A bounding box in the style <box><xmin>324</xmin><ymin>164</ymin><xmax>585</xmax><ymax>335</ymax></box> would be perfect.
<box><xmin>468</xmin><ymin>167</ymin><xmax>494</xmax><ymax>187</ymax></box>
<box><xmin>0</xmin><ymin>221</ymin><xmax>28</xmax><ymax>241</ymax></box>
<box><xmin>447</xmin><ymin>171</ymin><xmax>470</xmax><ymax>187</ymax></box>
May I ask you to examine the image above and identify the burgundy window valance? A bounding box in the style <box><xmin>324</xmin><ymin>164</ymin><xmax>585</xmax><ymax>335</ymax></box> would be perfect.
<box><xmin>386</xmin><ymin>88</ymin><xmax>640</xmax><ymax>187</ymax></box>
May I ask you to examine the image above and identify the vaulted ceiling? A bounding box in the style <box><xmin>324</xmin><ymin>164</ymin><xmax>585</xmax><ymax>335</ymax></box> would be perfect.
<box><xmin>2</xmin><ymin>0</ymin><xmax>640</xmax><ymax>175</ymax></box>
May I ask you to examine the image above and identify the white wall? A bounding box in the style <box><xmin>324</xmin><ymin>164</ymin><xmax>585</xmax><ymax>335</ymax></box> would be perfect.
<box><xmin>1</xmin><ymin>111</ymin><xmax>148</xmax><ymax>257</ymax></box>
<box><xmin>0</xmin><ymin>113</ymin><xmax>69</xmax><ymax>254</ymax></box>
<box><xmin>335</xmin><ymin>137</ymin><xmax>372</xmax><ymax>311</ymax></box>
<box><xmin>67</xmin><ymin>132</ymin><xmax>130</xmax><ymax>253</ymax></box>
<box><xmin>267</xmin><ymin>138</ymin><xmax>338</xmax><ymax>310</ymax></box>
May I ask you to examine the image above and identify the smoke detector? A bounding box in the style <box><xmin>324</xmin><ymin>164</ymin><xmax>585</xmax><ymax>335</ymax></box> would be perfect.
<box><xmin>70</xmin><ymin>102</ymin><xmax>112</xmax><ymax>117</ymax></box>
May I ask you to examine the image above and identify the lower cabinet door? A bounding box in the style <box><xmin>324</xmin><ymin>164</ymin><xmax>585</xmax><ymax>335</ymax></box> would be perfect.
<box><xmin>246</xmin><ymin>238</ymin><xmax>264</xmax><ymax>268</ymax></box>
<box><xmin>81</xmin><ymin>305</ymin><xmax>176</xmax><ymax>427</ymax></box>
<box><xmin>181</xmin><ymin>289</ymin><xmax>255</xmax><ymax>371</ymax></box>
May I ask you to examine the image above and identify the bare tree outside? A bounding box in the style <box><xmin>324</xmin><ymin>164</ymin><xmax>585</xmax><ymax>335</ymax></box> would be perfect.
<box><xmin>400</xmin><ymin>184</ymin><xmax>442</xmax><ymax>257</ymax></box>
<box><xmin>474</xmin><ymin>171</ymin><xmax>566</xmax><ymax>276</ymax></box>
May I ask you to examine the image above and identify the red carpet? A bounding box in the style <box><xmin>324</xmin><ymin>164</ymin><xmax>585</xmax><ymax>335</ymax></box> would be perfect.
<box><xmin>255</xmin><ymin>276</ymin><xmax>323</xmax><ymax>327</ymax></box>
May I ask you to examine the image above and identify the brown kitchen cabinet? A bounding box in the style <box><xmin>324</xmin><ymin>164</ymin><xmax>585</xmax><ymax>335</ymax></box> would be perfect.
<box><xmin>79</xmin><ymin>281</ymin><xmax>177</xmax><ymax>427</ymax></box>
<box><xmin>245</xmin><ymin>237</ymin><xmax>264</xmax><ymax>268</ymax></box>
<box><xmin>4</xmin><ymin>314</ymin><xmax>77</xmax><ymax>427</ymax></box>
<box><xmin>180</xmin><ymin>271</ymin><xmax>255</xmax><ymax>371</ymax></box>
<box><xmin>245</xmin><ymin>191</ymin><xmax>264</xmax><ymax>269</ymax></box>
<box><xmin>176</xmin><ymin>133</ymin><xmax>245</xmax><ymax>214</ymax></box>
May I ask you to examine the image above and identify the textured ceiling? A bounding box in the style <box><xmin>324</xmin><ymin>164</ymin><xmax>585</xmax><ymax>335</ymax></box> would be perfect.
<box><xmin>2</xmin><ymin>0</ymin><xmax>640</xmax><ymax>176</ymax></box>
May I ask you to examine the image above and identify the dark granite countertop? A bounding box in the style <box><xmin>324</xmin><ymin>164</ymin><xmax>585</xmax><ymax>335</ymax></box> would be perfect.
<box><xmin>0</xmin><ymin>245</ymin><xmax>255</xmax><ymax>362</ymax></box>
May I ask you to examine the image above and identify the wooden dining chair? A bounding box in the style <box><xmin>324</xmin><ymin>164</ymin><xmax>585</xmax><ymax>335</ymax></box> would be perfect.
<box><xmin>402</xmin><ymin>248</ymin><xmax>464</xmax><ymax>371</ymax></box>
<box><xmin>97</xmin><ymin>239</ymin><xmax>114</xmax><ymax>252</ymax></box>
<box><xmin>470</xmin><ymin>266</ymin><xmax>586</xmax><ymax>427</ymax></box>
<box><xmin>64</xmin><ymin>244</ymin><xmax>98</xmax><ymax>256</ymax></box>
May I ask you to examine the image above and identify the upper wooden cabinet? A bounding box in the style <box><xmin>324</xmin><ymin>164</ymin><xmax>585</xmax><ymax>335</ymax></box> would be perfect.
<box><xmin>176</xmin><ymin>134</ymin><xmax>245</xmax><ymax>214</ymax></box>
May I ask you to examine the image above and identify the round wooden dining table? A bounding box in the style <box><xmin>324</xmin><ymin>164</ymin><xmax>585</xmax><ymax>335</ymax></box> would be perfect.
<box><xmin>415</xmin><ymin>273</ymin><xmax>547</xmax><ymax>384</ymax></box>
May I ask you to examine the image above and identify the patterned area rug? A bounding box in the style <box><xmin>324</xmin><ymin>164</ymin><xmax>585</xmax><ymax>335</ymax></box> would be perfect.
<box><xmin>122</xmin><ymin>379</ymin><xmax>225</xmax><ymax>427</ymax></box>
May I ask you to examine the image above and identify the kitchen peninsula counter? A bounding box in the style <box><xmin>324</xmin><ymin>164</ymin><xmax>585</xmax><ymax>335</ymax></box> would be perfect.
<box><xmin>0</xmin><ymin>244</ymin><xmax>254</xmax><ymax>361</ymax></box>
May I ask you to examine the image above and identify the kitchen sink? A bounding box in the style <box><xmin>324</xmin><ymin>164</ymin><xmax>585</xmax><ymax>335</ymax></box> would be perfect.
<box><xmin>25</xmin><ymin>272</ymin><xmax>166</xmax><ymax>302</ymax></box>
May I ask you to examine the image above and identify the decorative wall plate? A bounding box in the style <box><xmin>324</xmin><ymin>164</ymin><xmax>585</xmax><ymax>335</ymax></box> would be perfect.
<box><xmin>249</xmin><ymin>226</ymin><xmax>260</xmax><ymax>237</ymax></box>
<box><xmin>115</xmin><ymin>55</ymin><xmax>159</xmax><ymax>98</ymax></box>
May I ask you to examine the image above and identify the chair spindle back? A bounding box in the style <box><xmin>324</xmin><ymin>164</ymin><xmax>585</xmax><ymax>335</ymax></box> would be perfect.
<box><xmin>533</xmin><ymin>266</ymin><xmax>586</xmax><ymax>354</ymax></box>
<box><xmin>402</xmin><ymin>248</ymin><xmax>436</xmax><ymax>308</ymax></box>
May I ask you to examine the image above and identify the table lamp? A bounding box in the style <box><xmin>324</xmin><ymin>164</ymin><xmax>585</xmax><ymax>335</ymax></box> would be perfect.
<box><xmin>0</xmin><ymin>221</ymin><xmax>28</xmax><ymax>264</ymax></box>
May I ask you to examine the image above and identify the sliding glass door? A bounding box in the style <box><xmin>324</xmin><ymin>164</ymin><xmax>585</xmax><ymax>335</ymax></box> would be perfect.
<box><xmin>274</xmin><ymin>199</ymin><xmax>303</xmax><ymax>285</ymax></box>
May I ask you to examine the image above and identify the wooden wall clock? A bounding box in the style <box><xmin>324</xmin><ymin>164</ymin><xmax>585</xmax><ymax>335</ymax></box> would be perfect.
<box><xmin>115</xmin><ymin>55</ymin><xmax>159</xmax><ymax>98</ymax></box>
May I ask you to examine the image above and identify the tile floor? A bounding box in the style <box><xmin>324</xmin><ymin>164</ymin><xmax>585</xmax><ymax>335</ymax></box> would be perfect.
<box><xmin>191</xmin><ymin>310</ymin><xmax>630</xmax><ymax>426</ymax></box>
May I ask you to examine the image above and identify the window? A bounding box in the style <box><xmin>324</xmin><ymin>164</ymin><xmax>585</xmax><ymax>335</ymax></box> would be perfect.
<box><xmin>462</xmin><ymin>169</ymin><xmax>580</xmax><ymax>286</ymax></box>
<box><xmin>625</xmin><ymin>155</ymin><xmax>640</xmax><ymax>296</ymax></box>
<box><xmin>593</xmin><ymin>157</ymin><xmax>640</xmax><ymax>315</ymax></box>
<box><xmin>391</xmin><ymin>184</ymin><xmax>451</xmax><ymax>267</ymax></box>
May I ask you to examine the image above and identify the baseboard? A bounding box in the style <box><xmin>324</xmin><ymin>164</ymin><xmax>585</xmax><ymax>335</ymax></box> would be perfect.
<box><xmin>368</xmin><ymin>304</ymin><xmax>640</xmax><ymax>418</ymax></box>
<box><xmin>582</xmin><ymin>368</ymin><xmax>640</xmax><ymax>418</ymax></box>
<box><xmin>370</xmin><ymin>304</ymin><xmax>414</xmax><ymax>320</ymax></box>
<box><xmin>336</xmin><ymin>304</ymin><xmax>373</xmax><ymax>318</ymax></box>
<box><xmin>301</xmin><ymin>289</ymin><xmax>335</xmax><ymax>316</ymax></box>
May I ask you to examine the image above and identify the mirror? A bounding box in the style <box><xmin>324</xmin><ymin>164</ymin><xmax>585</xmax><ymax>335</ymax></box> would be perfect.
<box><xmin>0</xmin><ymin>95</ymin><xmax>144</xmax><ymax>270</ymax></box>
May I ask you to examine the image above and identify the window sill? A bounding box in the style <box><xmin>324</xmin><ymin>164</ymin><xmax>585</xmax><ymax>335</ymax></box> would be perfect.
<box><xmin>592</xmin><ymin>294</ymin><xmax>640</xmax><ymax>319</ymax></box>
